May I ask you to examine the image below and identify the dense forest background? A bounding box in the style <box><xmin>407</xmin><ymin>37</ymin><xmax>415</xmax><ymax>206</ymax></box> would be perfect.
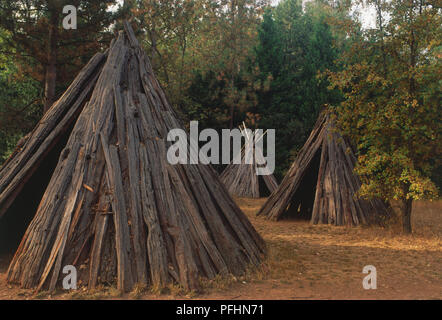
<box><xmin>0</xmin><ymin>0</ymin><xmax>440</xmax><ymax>231</ymax></box>
<box><xmin>0</xmin><ymin>0</ymin><xmax>355</xmax><ymax>176</ymax></box>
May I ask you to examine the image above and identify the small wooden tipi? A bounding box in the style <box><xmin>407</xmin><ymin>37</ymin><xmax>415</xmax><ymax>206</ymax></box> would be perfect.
<box><xmin>220</xmin><ymin>124</ymin><xmax>278</xmax><ymax>198</ymax></box>
<box><xmin>0</xmin><ymin>22</ymin><xmax>265</xmax><ymax>292</ymax></box>
<box><xmin>258</xmin><ymin>111</ymin><xmax>389</xmax><ymax>226</ymax></box>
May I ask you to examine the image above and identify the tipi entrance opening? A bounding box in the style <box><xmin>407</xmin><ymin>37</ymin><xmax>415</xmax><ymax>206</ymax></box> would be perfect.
<box><xmin>283</xmin><ymin>149</ymin><xmax>321</xmax><ymax>221</ymax></box>
<box><xmin>0</xmin><ymin>123</ymin><xmax>75</xmax><ymax>261</ymax></box>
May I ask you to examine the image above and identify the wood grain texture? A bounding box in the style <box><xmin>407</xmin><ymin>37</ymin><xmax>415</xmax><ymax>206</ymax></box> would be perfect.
<box><xmin>0</xmin><ymin>22</ymin><xmax>265</xmax><ymax>292</ymax></box>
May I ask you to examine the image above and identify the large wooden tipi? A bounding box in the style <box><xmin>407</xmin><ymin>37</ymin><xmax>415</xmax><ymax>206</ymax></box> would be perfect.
<box><xmin>0</xmin><ymin>22</ymin><xmax>265</xmax><ymax>292</ymax></box>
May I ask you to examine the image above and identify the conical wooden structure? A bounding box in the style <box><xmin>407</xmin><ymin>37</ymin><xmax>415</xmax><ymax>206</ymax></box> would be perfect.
<box><xmin>258</xmin><ymin>111</ymin><xmax>389</xmax><ymax>226</ymax></box>
<box><xmin>0</xmin><ymin>22</ymin><xmax>265</xmax><ymax>292</ymax></box>
<box><xmin>220</xmin><ymin>124</ymin><xmax>278</xmax><ymax>198</ymax></box>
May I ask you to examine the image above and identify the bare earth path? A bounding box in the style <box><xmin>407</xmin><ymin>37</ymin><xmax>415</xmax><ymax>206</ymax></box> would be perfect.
<box><xmin>0</xmin><ymin>198</ymin><xmax>441</xmax><ymax>300</ymax></box>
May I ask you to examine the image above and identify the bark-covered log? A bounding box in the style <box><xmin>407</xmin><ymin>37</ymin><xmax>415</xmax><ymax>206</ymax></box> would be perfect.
<box><xmin>0</xmin><ymin>22</ymin><xmax>265</xmax><ymax>292</ymax></box>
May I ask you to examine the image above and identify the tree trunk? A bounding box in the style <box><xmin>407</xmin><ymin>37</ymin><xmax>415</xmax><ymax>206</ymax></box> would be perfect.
<box><xmin>44</xmin><ymin>11</ymin><xmax>59</xmax><ymax>113</ymax></box>
<box><xmin>401</xmin><ymin>198</ymin><xmax>413</xmax><ymax>234</ymax></box>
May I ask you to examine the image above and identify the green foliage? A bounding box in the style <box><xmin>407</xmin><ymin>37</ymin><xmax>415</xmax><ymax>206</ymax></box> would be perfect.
<box><xmin>0</xmin><ymin>0</ymin><xmax>119</xmax><ymax>107</ymax></box>
<box><xmin>253</xmin><ymin>0</ymin><xmax>342</xmax><ymax>178</ymax></box>
<box><xmin>182</xmin><ymin>71</ymin><xmax>230</xmax><ymax>129</ymax></box>
<box><xmin>0</xmin><ymin>50</ymin><xmax>41</xmax><ymax>163</ymax></box>
<box><xmin>327</xmin><ymin>0</ymin><xmax>441</xmax><ymax>203</ymax></box>
<box><xmin>133</xmin><ymin>0</ymin><xmax>268</xmax><ymax>130</ymax></box>
<box><xmin>0</xmin><ymin>1</ymin><xmax>120</xmax><ymax>162</ymax></box>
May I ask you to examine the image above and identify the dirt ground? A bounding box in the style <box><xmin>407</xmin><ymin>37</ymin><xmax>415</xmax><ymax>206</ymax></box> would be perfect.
<box><xmin>0</xmin><ymin>198</ymin><xmax>440</xmax><ymax>300</ymax></box>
